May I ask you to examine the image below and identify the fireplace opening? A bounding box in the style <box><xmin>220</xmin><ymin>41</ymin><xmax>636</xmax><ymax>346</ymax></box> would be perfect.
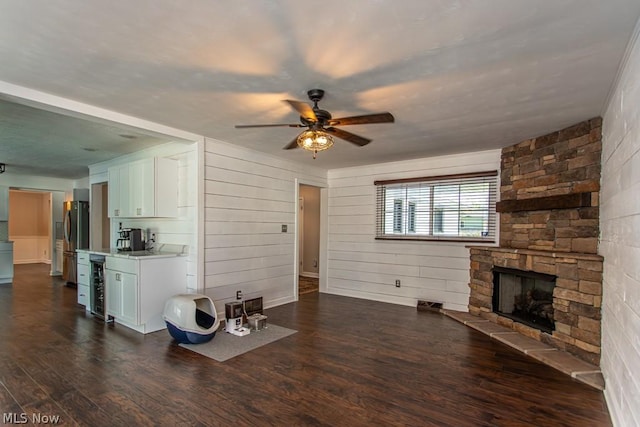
<box><xmin>492</xmin><ymin>267</ymin><xmax>556</xmax><ymax>333</ymax></box>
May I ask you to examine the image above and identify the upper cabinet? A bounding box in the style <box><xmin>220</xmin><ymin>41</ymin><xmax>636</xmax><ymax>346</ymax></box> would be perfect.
<box><xmin>0</xmin><ymin>186</ymin><xmax>8</xmax><ymax>221</ymax></box>
<box><xmin>108</xmin><ymin>163</ymin><xmax>129</xmax><ymax>218</ymax></box>
<box><xmin>108</xmin><ymin>157</ymin><xmax>178</xmax><ymax>218</ymax></box>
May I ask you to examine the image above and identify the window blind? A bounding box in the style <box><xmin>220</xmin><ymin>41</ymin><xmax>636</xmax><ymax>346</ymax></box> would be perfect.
<box><xmin>375</xmin><ymin>171</ymin><xmax>498</xmax><ymax>242</ymax></box>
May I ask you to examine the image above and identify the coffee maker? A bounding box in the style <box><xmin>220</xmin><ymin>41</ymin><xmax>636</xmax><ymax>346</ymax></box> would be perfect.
<box><xmin>116</xmin><ymin>228</ymin><xmax>144</xmax><ymax>251</ymax></box>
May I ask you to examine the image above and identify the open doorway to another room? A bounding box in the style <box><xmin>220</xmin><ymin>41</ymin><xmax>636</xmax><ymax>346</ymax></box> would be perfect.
<box><xmin>298</xmin><ymin>184</ymin><xmax>320</xmax><ymax>296</ymax></box>
<box><xmin>90</xmin><ymin>182</ymin><xmax>110</xmax><ymax>250</ymax></box>
<box><xmin>8</xmin><ymin>190</ymin><xmax>52</xmax><ymax>272</ymax></box>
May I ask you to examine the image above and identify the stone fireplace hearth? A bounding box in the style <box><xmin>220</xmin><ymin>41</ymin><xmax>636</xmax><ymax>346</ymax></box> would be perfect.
<box><xmin>469</xmin><ymin>247</ymin><xmax>602</xmax><ymax>365</ymax></box>
<box><xmin>468</xmin><ymin>117</ymin><xmax>603</xmax><ymax>366</ymax></box>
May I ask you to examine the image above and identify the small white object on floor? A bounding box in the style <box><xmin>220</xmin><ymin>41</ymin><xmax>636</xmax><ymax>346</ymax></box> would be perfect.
<box><xmin>229</xmin><ymin>326</ymin><xmax>250</xmax><ymax>337</ymax></box>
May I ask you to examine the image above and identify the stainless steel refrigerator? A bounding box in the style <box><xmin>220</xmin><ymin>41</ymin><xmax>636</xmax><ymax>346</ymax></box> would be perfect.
<box><xmin>62</xmin><ymin>201</ymin><xmax>89</xmax><ymax>285</ymax></box>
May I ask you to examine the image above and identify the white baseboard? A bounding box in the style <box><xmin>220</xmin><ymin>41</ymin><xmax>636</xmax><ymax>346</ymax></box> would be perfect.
<box><xmin>265</xmin><ymin>295</ymin><xmax>296</xmax><ymax>309</ymax></box>
<box><xmin>300</xmin><ymin>272</ymin><xmax>319</xmax><ymax>278</ymax></box>
<box><xmin>14</xmin><ymin>259</ymin><xmax>51</xmax><ymax>265</ymax></box>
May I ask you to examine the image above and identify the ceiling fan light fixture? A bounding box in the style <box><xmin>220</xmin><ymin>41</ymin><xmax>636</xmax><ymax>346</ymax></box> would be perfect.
<box><xmin>297</xmin><ymin>130</ymin><xmax>334</xmax><ymax>159</ymax></box>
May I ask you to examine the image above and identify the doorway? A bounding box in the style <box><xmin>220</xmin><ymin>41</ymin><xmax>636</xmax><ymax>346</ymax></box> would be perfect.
<box><xmin>8</xmin><ymin>189</ymin><xmax>52</xmax><ymax>266</ymax></box>
<box><xmin>7</xmin><ymin>189</ymin><xmax>66</xmax><ymax>277</ymax></box>
<box><xmin>90</xmin><ymin>182</ymin><xmax>110</xmax><ymax>250</ymax></box>
<box><xmin>298</xmin><ymin>184</ymin><xmax>321</xmax><ymax>295</ymax></box>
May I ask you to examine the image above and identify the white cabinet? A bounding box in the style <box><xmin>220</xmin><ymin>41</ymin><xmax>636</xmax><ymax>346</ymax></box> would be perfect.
<box><xmin>105</xmin><ymin>267</ymin><xmax>137</xmax><ymax>324</ymax></box>
<box><xmin>108</xmin><ymin>164</ymin><xmax>130</xmax><ymax>218</ymax></box>
<box><xmin>108</xmin><ymin>157</ymin><xmax>178</xmax><ymax>218</ymax></box>
<box><xmin>0</xmin><ymin>241</ymin><xmax>14</xmax><ymax>284</ymax></box>
<box><xmin>77</xmin><ymin>285</ymin><xmax>89</xmax><ymax>307</ymax></box>
<box><xmin>128</xmin><ymin>158</ymin><xmax>155</xmax><ymax>217</ymax></box>
<box><xmin>0</xmin><ymin>186</ymin><xmax>8</xmax><ymax>221</ymax></box>
<box><xmin>77</xmin><ymin>251</ymin><xmax>90</xmax><ymax>308</ymax></box>
<box><xmin>105</xmin><ymin>268</ymin><xmax>121</xmax><ymax>317</ymax></box>
<box><xmin>105</xmin><ymin>255</ymin><xmax>186</xmax><ymax>333</ymax></box>
<box><xmin>55</xmin><ymin>240</ymin><xmax>64</xmax><ymax>274</ymax></box>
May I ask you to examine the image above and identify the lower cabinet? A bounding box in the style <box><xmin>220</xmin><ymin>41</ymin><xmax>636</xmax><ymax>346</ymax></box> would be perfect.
<box><xmin>105</xmin><ymin>255</ymin><xmax>186</xmax><ymax>334</ymax></box>
<box><xmin>77</xmin><ymin>284</ymin><xmax>90</xmax><ymax>307</ymax></box>
<box><xmin>0</xmin><ymin>241</ymin><xmax>14</xmax><ymax>285</ymax></box>
<box><xmin>105</xmin><ymin>268</ymin><xmax>138</xmax><ymax>324</ymax></box>
<box><xmin>77</xmin><ymin>252</ymin><xmax>90</xmax><ymax>308</ymax></box>
<box><xmin>55</xmin><ymin>240</ymin><xmax>64</xmax><ymax>274</ymax></box>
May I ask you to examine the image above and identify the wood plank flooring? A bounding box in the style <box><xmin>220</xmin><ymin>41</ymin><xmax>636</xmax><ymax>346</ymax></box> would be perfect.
<box><xmin>298</xmin><ymin>276</ymin><xmax>319</xmax><ymax>295</ymax></box>
<box><xmin>0</xmin><ymin>264</ymin><xmax>611</xmax><ymax>426</ymax></box>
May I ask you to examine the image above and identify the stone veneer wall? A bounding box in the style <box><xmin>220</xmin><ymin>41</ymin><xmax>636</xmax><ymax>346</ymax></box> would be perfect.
<box><xmin>468</xmin><ymin>118</ymin><xmax>604</xmax><ymax>365</ymax></box>
<box><xmin>499</xmin><ymin>118</ymin><xmax>602</xmax><ymax>253</ymax></box>
<box><xmin>469</xmin><ymin>247</ymin><xmax>603</xmax><ymax>365</ymax></box>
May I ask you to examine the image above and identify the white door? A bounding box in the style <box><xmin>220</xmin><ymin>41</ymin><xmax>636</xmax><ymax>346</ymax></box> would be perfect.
<box><xmin>120</xmin><ymin>271</ymin><xmax>138</xmax><ymax>324</ymax></box>
<box><xmin>129</xmin><ymin>158</ymin><xmax>155</xmax><ymax>217</ymax></box>
<box><xmin>105</xmin><ymin>269</ymin><xmax>122</xmax><ymax>318</ymax></box>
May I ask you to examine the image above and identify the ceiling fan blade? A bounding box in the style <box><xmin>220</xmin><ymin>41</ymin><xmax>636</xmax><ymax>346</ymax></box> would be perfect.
<box><xmin>328</xmin><ymin>112</ymin><xmax>395</xmax><ymax>126</ymax></box>
<box><xmin>283</xmin><ymin>100</ymin><xmax>317</xmax><ymax>122</ymax></box>
<box><xmin>235</xmin><ymin>123</ymin><xmax>304</xmax><ymax>128</ymax></box>
<box><xmin>325</xmin><ymin>127</ymin><xmax>372</xmax><ymax>146</ymax></box>
<box><xmin>283</xmin><ymin>135</ymin><xmax>300</xmax><ymax>150</ymax></box>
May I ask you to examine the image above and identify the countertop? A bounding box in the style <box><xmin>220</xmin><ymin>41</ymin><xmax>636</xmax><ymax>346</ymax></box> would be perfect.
<box><xmin>77</xmin><ymin>246</ymin><xmax>187</xmax><ymax>260</ymax></box>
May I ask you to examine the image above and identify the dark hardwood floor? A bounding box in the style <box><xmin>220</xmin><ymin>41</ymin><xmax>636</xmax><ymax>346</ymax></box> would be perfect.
<box><xmin>298</xmin><ymin>276</ymin><xmax>319</xmax><ymax>295</ymax></box>
<box><xmin>0</xmin><ymin>264</ymin><xmax>611</xmax><ymax>426</ymax></box>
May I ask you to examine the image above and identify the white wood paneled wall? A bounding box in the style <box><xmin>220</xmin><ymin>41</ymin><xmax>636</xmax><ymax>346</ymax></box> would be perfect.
<box><xmin>327</xmin><ymin>150</ymin><xmax>501</xmax><ymax>311</ymax></box>
<box><xmin>601</xmin><ymin>19</ymin><xmax>640</xmax><ymax>427</ymax></box>
<box><xmin>203</xmin><ymin>138</ymin><xmax>326</xmax><ymax>310</ymax></box>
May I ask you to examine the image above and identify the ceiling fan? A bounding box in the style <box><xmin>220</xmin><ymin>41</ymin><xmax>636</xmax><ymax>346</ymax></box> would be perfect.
<box><xmin>235</xmin><ymin>89</ymin><xmax>394</xmax><ymax>158</ymax></box>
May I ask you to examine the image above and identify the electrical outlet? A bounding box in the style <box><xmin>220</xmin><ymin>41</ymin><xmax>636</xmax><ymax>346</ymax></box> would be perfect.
<box><xmin>236</xmin><ymin>290</ymin><xmax>243</xmax><ymax>300</ymax></box>
<box><xmin>395</xmin><ymin>280</ymin><xmax>401</xmax><ymax>288</ymax></box>
<box><xmin>281</xmin><ymin>224</ymin><xmax>287</xmax><ymax>232</ymax></box>
<box><xmin>313</xmin><ymin>259</ymin><xmax>318</xmax><ymax>268</ymax></box>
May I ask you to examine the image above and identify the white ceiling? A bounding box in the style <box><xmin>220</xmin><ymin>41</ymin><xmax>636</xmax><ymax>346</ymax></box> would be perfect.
<box><xmin>0</xmin><ymin>97</ymin><xmax>184</xmax><ymax>178</ymax></box>
<box><xmin>1</xmin><ymin>0</ymin><xmax>640</xmax><ymax>179</ymax></box>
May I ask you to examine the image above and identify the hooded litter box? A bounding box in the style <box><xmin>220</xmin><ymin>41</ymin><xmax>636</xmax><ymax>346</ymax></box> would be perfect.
<box><xmin>163</xmin><ymin>294</ymin><xmax>220</xmax><ymax>344</ymax></box>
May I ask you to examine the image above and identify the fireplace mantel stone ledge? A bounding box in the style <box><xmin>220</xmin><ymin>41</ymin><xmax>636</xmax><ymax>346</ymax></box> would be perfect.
<box><xmin>443</xmin><ymin>310</ymin><xmax>604</xmax><ymax>390</ymax></box>
<box><xmin>466</xmin><ymin>245</ymin><xmax>604</xmax><ymax>262</ymax></box>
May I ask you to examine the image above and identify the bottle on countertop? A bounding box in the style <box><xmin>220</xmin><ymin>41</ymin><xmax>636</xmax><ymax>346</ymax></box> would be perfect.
<box><xmin>146</xmin><ymin>231</ymin><xmax>156</xmax><ymax>251</ymax></box>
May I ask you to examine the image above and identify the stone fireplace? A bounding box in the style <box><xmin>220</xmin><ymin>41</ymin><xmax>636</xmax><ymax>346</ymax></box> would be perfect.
<box><xmin>468</xmin><ymin>117</ymin><xmax>603</xmax><ymax>365</ymax></box>
<box><xmin>492</xmin><ymin>267</ymin><xmax>556</xmax><ymax>333</ymax></box>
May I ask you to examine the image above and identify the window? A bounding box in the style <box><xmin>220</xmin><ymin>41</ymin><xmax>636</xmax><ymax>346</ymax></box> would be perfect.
<box><xmin>408</xmin><ymin>202</ymin><xmax>416</xmax><ymax>233</ymax></box>
<box><xmin>393</xmin><ymin>199</ymin><xmax>403</xmax><ymax>232</ymax></box>
<box><xmin>433</xmin><ymin>208</ymin><xmax>444</xmax><ymax>233</ymax></box>
<box><xmin>375</xmin><ymin>171</ymin><xmax>498</xmax><ymax>242</ymax></box>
